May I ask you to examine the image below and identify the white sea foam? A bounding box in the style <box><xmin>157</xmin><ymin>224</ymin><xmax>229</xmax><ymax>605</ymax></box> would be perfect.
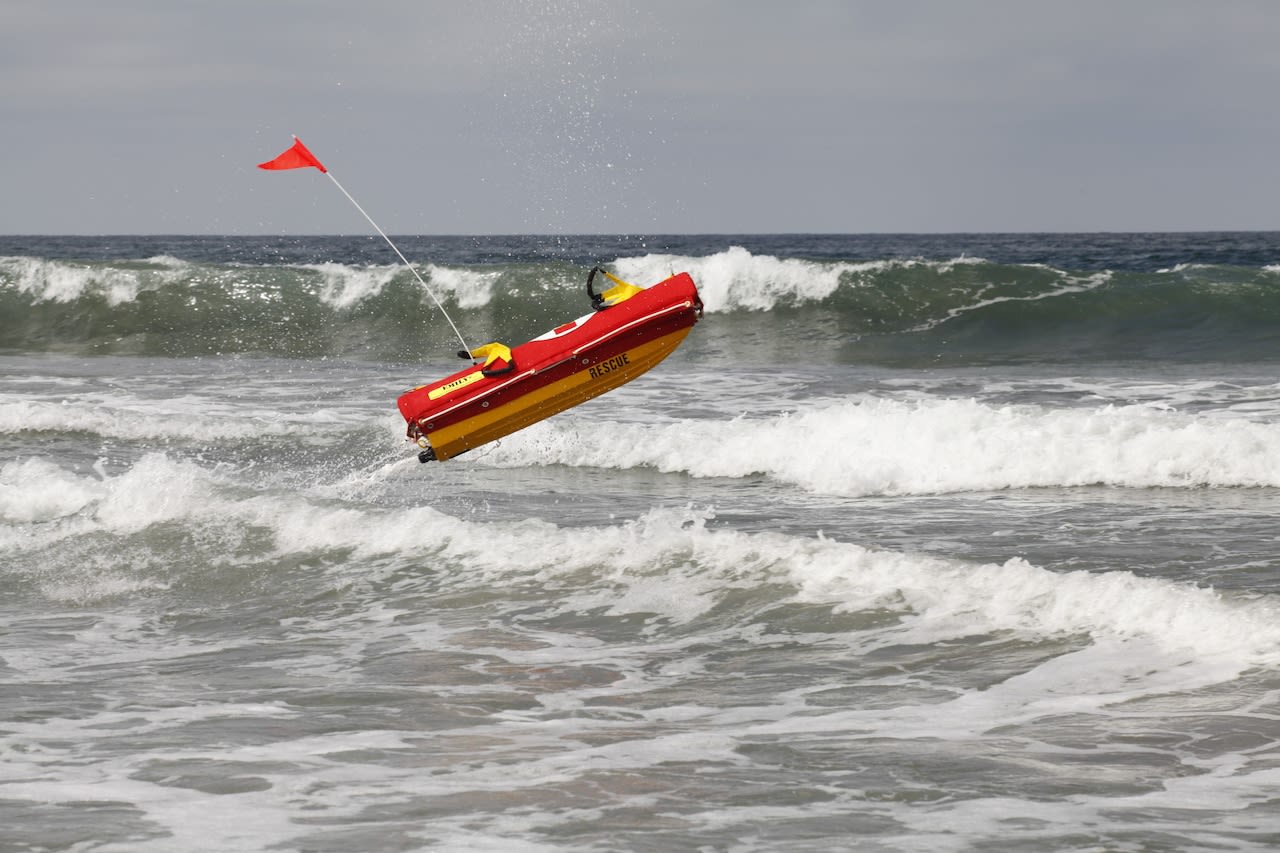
<box><xmin>611</xmin><ymin>247</ymin><xmax>1011</xmax><ymax>313</ymax></box>
<box><xmin>222</xmin><ymin>503</ymin><xmax>1280</xmax><ymax>799</ymax></box>
<box><xmin>787</xmin><ymin>544</ymin><xmax>1280</xmax><ymax>666</ymax></box>
<box><xmin>1</xmin><ymin>454</ymin><xmax>258</xmax><ymax>603</ymax></box>
<box><xmin>12</xmin><ymin>453</ymin><xmax>1275</xmax><ymax>670</ymax></box>
<box><xmin>425</xmin><ymin>264</ymin><xmax>503</xmax><ymax>309</ymax></box>
<box><xmin>486</xmin><ymin>396</ymin><xmax>1280</xmax><ymax>495</ymax></box>
<box><xmin>0</xmin><ymin>395</ymin><xmax>383</xmax><ymax>443</ymax></box>
<box><xmin>298</xmin><ymin>262</ymin><xmax>502</xmax><ymax>309</ymax></box>
<box><xmin>305</xmin><ymin>262</ymin><xmax>399</xmax><ymax>309</ymax></box>
<box><xmin>0</xmin><ymin>457</ymin><xmax>101</xmax><ymax>522</ymax></box>
<box><xmin>91</xmin><ymin>453</ymin><xmax>212</xmax><ymax>534</ymax></box>
<box><xmin>0</xmin><ymin>255</ymin><xmax>187</xmax><ymax>305</ymax></box>
<box><xmin>613</xmin><ymin>246</ymin><xmax>857</xmax><ymax>311</ymax></box>
<box><xmin>296</xmin><ymin>248</ymin><xmax>1004</xmax><ymax>315</ymax></box>
<box><xmin>5</xmin><ymin>452</ymin><xmax>1278</xmax><ymax>850</ymax></box>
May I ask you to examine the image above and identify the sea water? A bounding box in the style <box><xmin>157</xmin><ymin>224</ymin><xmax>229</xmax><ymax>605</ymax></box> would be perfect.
<box><xmin>3</xmin><ymin>233</ymin><xmax>1279</xmax><ymax>851</ymax></box>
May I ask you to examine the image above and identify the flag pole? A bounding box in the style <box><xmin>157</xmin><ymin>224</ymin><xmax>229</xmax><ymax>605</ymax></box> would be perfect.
<box><xmin>321</xmin><ymin>170</ymin><xmax>472</xmax><ymax>356</ymax></box>
<box><xmin>259</xmin><ymin>135</ymin><xmax>472</xmax><ymax>358</ymax></box>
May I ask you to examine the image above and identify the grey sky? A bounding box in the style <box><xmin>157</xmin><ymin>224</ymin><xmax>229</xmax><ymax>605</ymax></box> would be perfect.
<box><xmin>5</xmin><ymin>1</ymin><xmax>1280</xmax><ymax>234</ymax></box>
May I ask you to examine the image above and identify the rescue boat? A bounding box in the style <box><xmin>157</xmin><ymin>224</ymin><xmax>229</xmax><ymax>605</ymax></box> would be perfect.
<box><xmin>397</xmin><ymin>268</ymin><xmax>703</xmax><ymax>461</ymax></box>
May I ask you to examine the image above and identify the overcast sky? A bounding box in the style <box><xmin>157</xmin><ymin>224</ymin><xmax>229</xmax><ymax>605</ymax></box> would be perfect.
<box><xmin>5</xmin><ymin>1</ymin><xmax>1280</xmax><ymax>234</ymax></box>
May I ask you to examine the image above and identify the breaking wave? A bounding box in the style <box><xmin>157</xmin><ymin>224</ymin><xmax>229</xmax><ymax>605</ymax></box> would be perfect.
<box><xmin>4</xmin><ymin>246</ymin><xmax>1280</xmax><ymax>362</ymax></box>
<box><xmin>484</xmin><ymin>396</ymin><xmax>1280</xmax><ymax>495</ymax></box>
<box><xmin>5</xmin><ymin>453</ymin><xmax>1279</xmax><ymax>683</ymax></box>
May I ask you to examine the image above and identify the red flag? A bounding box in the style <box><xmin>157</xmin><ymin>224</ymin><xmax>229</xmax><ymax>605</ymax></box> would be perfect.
<box><xmin>257</xmin><ymin>136</ymin><xmax>327</xmax><ymax>173</ymax></box>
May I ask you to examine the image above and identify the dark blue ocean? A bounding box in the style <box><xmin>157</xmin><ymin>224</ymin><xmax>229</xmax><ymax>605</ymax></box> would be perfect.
<box><xmin>3</xmin><ymin>233</ymin><xmax>1280</xmax><ymax>851</ymax></box>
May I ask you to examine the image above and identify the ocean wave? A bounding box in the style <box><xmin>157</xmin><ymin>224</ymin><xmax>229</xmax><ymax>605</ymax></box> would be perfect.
<box><xmin>5</xmin><ymin>455</ymin><xmax>1277</xmax><ymax>676</ymax></box>
<box><xmin>615</xmin><ymin>246</ymin><xmax>858</xmax><ymax>311</ymax></box>
<box><xmin>483</xmin><ymin>397</ymin><xmax>1280</xmax><ymax>495</ymax></box>
<box><xmin>0</xmin><ymin>247</ymin><xmax>1061</xmax><ymax>317</ymax></box>
<box><xmin>302</xmin><ymin>262</ymin><xmax>503</xmax><ymax>310</ymax></box>
<box><xmin>0</xmin><ymin>457</ymin><xmax>101</xmax><ymax>522</ymax></box>
<box><xmin>9</xmin><ymin>389</ymin><xmax>1276</xmax><ymax>500</ymax></box>
<box><xmin>5</xmin><ymin>249</ymin><xmax>1280</xmax><ymax>362</ymax></box>
<box><xmin>305</xmin><ymin>262</ymin><xmax>400</xmax><ymax>310</ymax></box>
<box><xmin>0</xmin><ymin>255</ymin><xmax>190</xmax><ymax>306</ymax></box>
<box><xmin>0</xmin><ymin>396</ymin><xmax>387</xmax><ymax>444</ymax></box>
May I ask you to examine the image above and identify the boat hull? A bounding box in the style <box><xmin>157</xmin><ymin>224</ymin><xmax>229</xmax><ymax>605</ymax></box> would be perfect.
<box><xmin>397</xmin><ymin>272</ymin><xmax>702</xmax><ymax>460</ymax></box>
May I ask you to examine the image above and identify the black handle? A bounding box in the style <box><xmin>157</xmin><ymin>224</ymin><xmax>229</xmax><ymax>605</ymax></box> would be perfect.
<box><xmin>586</xmin><ymin>265</ymin><xmax>608</xmax><ymax>310</ymax></box>
<box><xmin>481</xmin><ymin>360</ymin><xmax>516</xmax><ymax>377</ymax></box>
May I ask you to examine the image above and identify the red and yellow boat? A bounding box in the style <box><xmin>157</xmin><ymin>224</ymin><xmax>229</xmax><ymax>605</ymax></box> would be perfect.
<box><xmin>397</xmin><ymin>268</ymin><xmax>702</xmax><ymax>461</ymax></box>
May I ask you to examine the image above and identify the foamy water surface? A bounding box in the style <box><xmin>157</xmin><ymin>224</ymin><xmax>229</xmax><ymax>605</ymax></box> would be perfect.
<box><xmin>4</xmin><ymin>233</ymin><xmax>1280</xmax><ymax>851</ymax></box>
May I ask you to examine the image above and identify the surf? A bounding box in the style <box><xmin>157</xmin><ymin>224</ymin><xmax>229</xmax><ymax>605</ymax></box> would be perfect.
<box><xmin>6</xmin><ymin>453</ymin><xmax>1278</xmax><ymax>682</ymax></box>
<box><xmin>8</xmin><ymin>244</ymin><xmax>1280</xmax><ymax>363</ymax></box>
<box><xmin>480</xmin><ymin>396</ymin><xmax>1280</xmax><ymax>495</ymax></box>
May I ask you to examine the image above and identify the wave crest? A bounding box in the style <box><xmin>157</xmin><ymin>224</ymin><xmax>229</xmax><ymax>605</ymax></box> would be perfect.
<box><xmin>0</xmin><ymin>255</ymin><xmax>189</xmax><ymax>306</ymax></box>
<box><xmin>5</xmin><ymin>250</ymin><xmax>1280</xmax><ymax>362</ymax></box>
<box><xmin>484</xmin><ymin>397</ymin><xmax>1280</xmax><ymax>495</ymax></box>
<box><xmin>615</xmin><ymin>246</ymin><xmax>855</xmax><ymax>311</ymax></box>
